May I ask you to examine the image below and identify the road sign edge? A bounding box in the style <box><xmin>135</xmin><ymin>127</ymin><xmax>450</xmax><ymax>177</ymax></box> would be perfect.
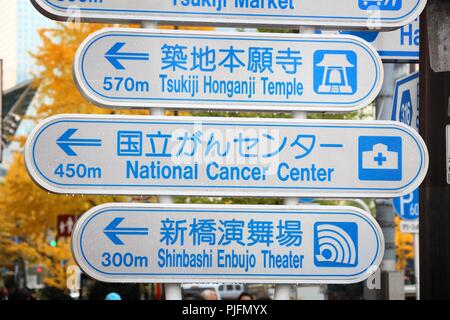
<box><xmin>25</xmin><ymin>114</ymin><xmax>429</xmax><ymax>198</ymax></box>
<box><xmin>32</xmin><ymin>0</ymin><xmax>427</xmax><ymax>30</ymax></box>
<box><xmin>71</xmin><ymin>203</ymin><xmax>384</xmax><ymax>284</ymax></box>
<box><xmin>73</xmin><ymin>28</ymin><xmax>383</xmax><ymax>112</ymax></box>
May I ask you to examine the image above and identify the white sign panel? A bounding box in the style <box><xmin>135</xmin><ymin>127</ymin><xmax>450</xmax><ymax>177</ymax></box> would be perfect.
<box><xmin>25</xmin><ymin>115</ymin><xmax>429</xmax><ymax>198</ymax></box>
<box><xmin>32</xmin><ymin>0</ymin><xmax>427</xmax><ymax>29</ymax></box>
<box><xmin>72</xmin><ymin>203</ymin><xmax>384</xmax><ymax>284</ymax></box>
<box><xmin>74</xmin><ymin>28</ymin><xmax>383</xmax><ymax>112</ymax></box>
<box><xmin>400</xmin><ymin>220</ymin><xmax>419</xmax><ymax>234</ymax></box>
<box><xmin>318</xmin><ymin>19</ymin><xmax>420</xmax><ymax>62</ymax></box>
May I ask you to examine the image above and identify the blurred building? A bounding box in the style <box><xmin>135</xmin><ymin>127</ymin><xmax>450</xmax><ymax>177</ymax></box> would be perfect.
<box><xmin>0</xmin><ymin>0</ymin><xmax>55</xmax><ymax>91</ymax></box>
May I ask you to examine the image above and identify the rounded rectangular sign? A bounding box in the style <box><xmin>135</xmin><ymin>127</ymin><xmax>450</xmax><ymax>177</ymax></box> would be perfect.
<box><xmin>32</xmin><ymin>0</ymin><xmax>427</xmax><ymax>30</ymax></box>
<box><xmin>25</xmin><ymin>114</ymin><xmax>428</xmax><ymax>198</ymax></box>
<box><xmin>74</xmin><ymin>28</ymin><xmax>383</xmax><ymax>112</ymax></box>
<box><xmin>72</xmin><ymin>203</ymin><xmax>384</xmax><ymax>284</ymax></box>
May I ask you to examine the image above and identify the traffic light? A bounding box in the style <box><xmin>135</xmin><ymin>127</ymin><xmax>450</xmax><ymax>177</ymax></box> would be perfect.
<box><xmin>47</xmin><ymin>230</ymin><xmax>57</xmax><ymax>247</ymax></box>
<box><xmin>27</xmin><ymin>265</ymin><xmax>45</xmax><ymax>290</ymax></box>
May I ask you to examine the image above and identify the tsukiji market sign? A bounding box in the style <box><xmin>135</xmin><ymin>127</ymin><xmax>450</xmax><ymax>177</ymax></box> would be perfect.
<box><xmin>32</xmin><ymin>0</ymin><xmax>427</xmax><ymax>29</ymax></box>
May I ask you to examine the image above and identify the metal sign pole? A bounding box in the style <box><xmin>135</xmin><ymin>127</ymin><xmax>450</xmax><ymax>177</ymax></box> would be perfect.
<box><xmin>414</xmin><ymin>232</ymin><xmax>420</xmax><ymax>300</ymax></box>
<box><xmin>390</xmin><ymin>70</ymin><xmax>420</xmax><ymax>299</ymax></box>
<box><xmin>274</xmin><ymin>196</ymin><xmax>299</xmax><ymax>300</ymax></box>
<box><xmin>274</xmin><ymin>108</ymin><xmax>307</xmax><ymax>300</ymax></box>
<box><xmin>158</xmin><ymin>194</ymin><xmax>181</xmax><ymax>300</ymax></box>
<box><xmin>141</xmin><ymin>20</ymin><xmax>181</xmax><ymax>301</ymax></box>
<box><xmin>275</xmin><ymin>25</ymin><xmax>313</xmax><ymax>301</ymax></box>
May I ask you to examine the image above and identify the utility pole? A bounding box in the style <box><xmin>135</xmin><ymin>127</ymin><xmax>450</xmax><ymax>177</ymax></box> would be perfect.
<box><xmin>419</xmin><ymin>0</ymin><xmax>450</xmax><ymax>299</ymax></box>
<box><xmin>375</xmin><ymin>63</ymin><xmax>408</xmax><ymax>300</ymax></box>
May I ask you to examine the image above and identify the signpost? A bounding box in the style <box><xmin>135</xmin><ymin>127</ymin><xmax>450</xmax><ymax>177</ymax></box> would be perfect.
<box><xmin>74</xmin><ymin>28</ymin><xmax>383</xmax><ymax>112</ymax></box>
<box><xmin>318</xmin><ymin>19</ymin><xmax>420</xmax><ymax>62</ymax></box>
<box><xmin>391</xmin><ymin>72</ymin><xmax>420</xmax><ymax>223</ymax></box>
<box><xmin>25</xmin><ymin>114</ymin><xmax>428</xmax><ymax>198</ymax></box>
<box><xmin>389</xmin><ymin>71</ymin><xmax>420</xmax><ymax>299</ymax></box>
<box><xmin>27</xmin><ymin>0</ymin><xmax>432</xmax><ymax>300</ymax></box>
<box><xmin>31</xmin><ymin>0</ymin><xmax>427</xmax><ymax>29</ymax></box>
<box><xmin>71</xmin><ymin>203</ymin><xmax>384</xmax><ymax>284</ymax></box>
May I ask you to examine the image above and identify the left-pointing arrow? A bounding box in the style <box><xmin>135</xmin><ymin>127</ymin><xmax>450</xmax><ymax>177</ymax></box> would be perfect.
<box><xmin>105</xmin><ymin>42</ymin><xmax>150</xmax><ymax>70</ymax></box>
<box><xmin>104</xmin><ymin>218</ymin><xmax>149</xmax><ymax>245</ymax></box>
<box><xmin>56</xmin><ymin>128</ymin><xmax>102</xmax><ymax>156</ymax></box>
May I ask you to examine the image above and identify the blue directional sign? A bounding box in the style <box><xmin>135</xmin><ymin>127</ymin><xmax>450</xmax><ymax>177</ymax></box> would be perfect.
<box><xmin>25</xmin><ymin>114</ymin><xmax>429</xmax><ymax>198</ymax></box>
<box><xmin>31</xmin><ymin>0</ymin><xmax>427</xmax><ymax>29</ymax></box>
<box><xmin>74</xmin><ymin>28</ymin><xmax>383</xmax><ymax>112</ymax></box>
<box><xmin>71</xmin><ymin>203</ymin><xmax>384</xmax><ymax>284</ymax></box>
<box><xmin>318</xmin><ymin>19</ymin><xmax>420</xmax><ymax>62</ymax></box>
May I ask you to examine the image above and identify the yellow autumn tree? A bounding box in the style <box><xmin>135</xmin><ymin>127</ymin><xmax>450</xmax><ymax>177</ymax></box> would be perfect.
<box><xmin>0</xmin><ymin>20</ymin><xmax>216</xmax><ymax>291</ymax></box>
<box><xmin>395</xmin><ymin>216</ymin><xmax>414</xmax><ymax>271</ymax></box>
<box><xmin>0</xmin><ymin>153</ymin><xmax>125</xmax><ymax>289</ymax></box>
<box><xmin>0</xmin><ymin>23</ymin><xmax>136</xmax><ymax>291</ymax></box>
<box><xmin>32</xmin><ymin>23</ymin><xmax>212</xmax><ymax>118</ymax></box>
<box><xmin>32</xmin><ymin>23</ymin><xmax>151</xmax><ymax>117</ymax></box>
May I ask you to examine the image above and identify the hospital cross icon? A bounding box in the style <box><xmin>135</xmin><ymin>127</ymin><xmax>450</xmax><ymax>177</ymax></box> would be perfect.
<box><xmin>358</xmin><ymin>136</ymin><xmax>403</xmax><ymax>181</ymax></box>
<box><xmin>313</xmin><ymin>50</ymin><xmax>357</xmax><ymax>95</ymax></box>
